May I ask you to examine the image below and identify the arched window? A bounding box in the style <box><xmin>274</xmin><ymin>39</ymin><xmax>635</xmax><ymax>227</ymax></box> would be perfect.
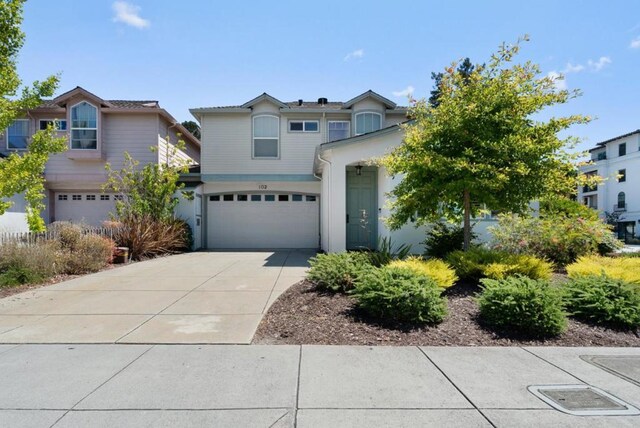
<box><xmin>71</xmin><ymin>102</ymin><xmax>97</xmax><ymax>149</ymax></box>
<box><xmin>253</xmin><ymin>115</ymin><xmax>279</xmax><ymax>158</ymax></box>
<box><xmin>355</xmin><ymin>112</ymin><xmax>382</xmax><ymax>135</ymax></box>
<box><xmin>617</xmin><ymin>192</ymin><xmax>626</xmax><ymax>209</ymax></box>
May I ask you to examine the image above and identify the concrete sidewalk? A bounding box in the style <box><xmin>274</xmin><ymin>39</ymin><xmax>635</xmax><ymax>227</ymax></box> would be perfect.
<box><xmin>1</xmin><ymin>345</ymin><xmax>640</xmax><ymax>427</ymax></box>
<box><xmin>0</xmin><ymin>250</ymin><xmax>311</xmax><ymax>344</ymax></box>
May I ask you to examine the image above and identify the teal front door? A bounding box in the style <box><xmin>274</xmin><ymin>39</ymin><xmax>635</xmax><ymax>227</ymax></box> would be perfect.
<box><xmin>346</xmin><ymin>167</ymin><xmax>377</xmax><ymax>250</ymax></box>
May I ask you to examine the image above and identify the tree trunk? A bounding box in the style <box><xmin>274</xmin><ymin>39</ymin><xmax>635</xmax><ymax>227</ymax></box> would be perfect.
<box><xmin>463</xmin><ymin>189</ymin><xmax>471</xmax><ymax>251</ymax></box>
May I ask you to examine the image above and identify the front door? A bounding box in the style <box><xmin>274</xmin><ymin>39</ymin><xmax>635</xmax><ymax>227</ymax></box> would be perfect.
<box><xmin>346</xmin><ymin>167</ymin><xmax>377</xmax><ymax>250</ymax></box>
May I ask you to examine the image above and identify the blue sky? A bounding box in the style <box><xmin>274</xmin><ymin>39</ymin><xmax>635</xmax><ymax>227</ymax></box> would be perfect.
<box><xmin>18</xmin><ymin>0</ymin><xmax>640</xmax><ymax>152</ymax></box>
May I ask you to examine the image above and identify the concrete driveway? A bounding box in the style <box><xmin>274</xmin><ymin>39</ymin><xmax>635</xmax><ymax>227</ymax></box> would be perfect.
<box><xmin>0</xmin><ymin>250</ymin><xmax>312</xmax><ymax>344</ymax></box>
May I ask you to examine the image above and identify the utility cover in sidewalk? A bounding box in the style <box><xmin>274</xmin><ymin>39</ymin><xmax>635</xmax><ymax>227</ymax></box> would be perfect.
<box><xmin>581</xmin><ymin>355</ymin><xmax>640</xmax><ymax>387</ymax></box>
<box><xmin>528</xmin><ymin>384</ymin><xmax>640</xmax><ymax>416</ymax></box>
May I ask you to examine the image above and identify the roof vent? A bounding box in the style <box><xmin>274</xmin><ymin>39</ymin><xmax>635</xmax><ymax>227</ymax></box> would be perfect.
<box><xmin>318</xmin><ymin>97</ymin><xmax>328</xmax><ymax>105</ymax></box>
<box><xmin>298</xmin><ymin>99</ymin><xmax>303</xmax><ymax>106</ymax></box>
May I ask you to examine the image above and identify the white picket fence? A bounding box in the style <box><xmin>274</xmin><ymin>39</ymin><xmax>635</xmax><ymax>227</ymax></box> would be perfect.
<box><xmin>0</xmin><ymin>227</ymin><xmax>121</xmax><ymax>246</ymax></box>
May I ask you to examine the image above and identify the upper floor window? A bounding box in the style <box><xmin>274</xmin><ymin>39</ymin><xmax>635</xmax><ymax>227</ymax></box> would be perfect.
<box><xmin>289</xmin><ymin>120</ymin><xmax>319</xmax><ymax>133</ymax></box>
<box><xmin>355</xmin><ymin>112</ymin><xmax>381</xmax><ymax>135</ymax></box>
<box><xmin>39</xmin><ymin>119</ymin><xmax>67</xmax><ymax>131</ymax></box>
<box><xmin>618</xmin><ymin>169</ymin><xmax>627</xmax><ymax>183</ymax></box>
<box><xmin>328</xmin><ymin>121</ymin><xmax>350</xmax><ymax>142</ymax></box>
<box><xmin>582</xmin><ymin>170</ymin><xmax>598</xmax><ymax>193</ymax></box>
<box><xmin>7</xmin><ymin>119</ymin><xmax>29</xmax><ymax>149</ymax></box>
<box><xmin>253</xmin><ymin>115</ymin><xmax>279</xmax><ymax>158</ymax></box>
<box><xmin>619</xmin><ymin>142</ymin><xmax>626</xmax><ymax>157</ymax></box>
<box><xmin>71</xmin><ymin>102</ymin><xmax>97</xmax><ymax>150</ymax></box>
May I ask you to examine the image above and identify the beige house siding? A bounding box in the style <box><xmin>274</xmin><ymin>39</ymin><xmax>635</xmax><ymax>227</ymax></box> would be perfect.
<box><xmin>199</xmin><ymin>96</ymin><xmax>404</xmax><ymax>176</ymax></box>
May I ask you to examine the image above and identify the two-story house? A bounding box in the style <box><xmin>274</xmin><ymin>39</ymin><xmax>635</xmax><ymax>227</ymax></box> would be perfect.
<box><xmin>0</xmin><ymin>87</ymin><xmax>201</xmax><ymax>233</ymax></box>
<box><xmin>578</xmin><ymin>129</ymin><xmax>640</xmax><ymax>243</ymax></box>
<box><xmin>191</xmin><ymin>90</ymin><xmax>457</xmax><ymax>252</ymax></box>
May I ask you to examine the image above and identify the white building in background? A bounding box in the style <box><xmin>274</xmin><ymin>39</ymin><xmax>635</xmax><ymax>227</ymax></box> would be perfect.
<box><xmin>578</xmin><ymin>129</ymin><xmax>640</xmax><ymax>244</ymax></box>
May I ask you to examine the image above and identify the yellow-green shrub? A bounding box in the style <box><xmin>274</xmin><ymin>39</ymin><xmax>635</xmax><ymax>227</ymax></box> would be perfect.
<box><xmin>388</xmin><ymin>257</ymin><xmax>458</xmax><ymax>288</ymax></box>
<box><xmin>567</xmin><ymin>256</ymin><xmax>640</xmax><ymax>285</ymax></box>
<box><xmin>483</xmin><ymin>255</ymin><xmax>553</xmax><ymax>281</ymax></box>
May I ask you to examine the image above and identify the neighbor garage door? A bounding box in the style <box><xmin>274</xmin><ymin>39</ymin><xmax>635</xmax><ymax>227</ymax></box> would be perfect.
<box><xmin>207</xmin><ymin>193</ymin><xmax>319</xmax><ymax>249</ymax></box>
<box><xmin>54</xmin><ymin>192</ymin><xmax>115</xmax><ymax>226</ymax></box>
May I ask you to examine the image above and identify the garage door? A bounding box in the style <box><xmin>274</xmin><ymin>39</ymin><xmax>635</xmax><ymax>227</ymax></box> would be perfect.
<box><xmin>54</xmin><ymin>192</ymin><xmax>116</xmax><ymax>226</ymax></box>
<box><xmin>207</xmin><ymin>193</ymin><xmax>319</xmax><ymax>249</ymax></box>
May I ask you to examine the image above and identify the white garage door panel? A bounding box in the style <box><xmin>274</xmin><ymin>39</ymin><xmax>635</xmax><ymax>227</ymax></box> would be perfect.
<box><xmin>208</xmin><ymin>195</ymin><xmax>319</xmax><ymax>249</ymax></box>
<box><xmin>54</xmin><ymin>193</ymin><xmax>115</xmax><ymax>226</ymax></box>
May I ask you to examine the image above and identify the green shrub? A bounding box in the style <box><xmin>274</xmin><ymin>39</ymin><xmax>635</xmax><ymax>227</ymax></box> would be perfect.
<box><xmin>422</xmin><ymin>221</ymin><xmax>476</xmax><ymax>258</ymax></box>
<box><xmin>367</xmin><ymin>236</ymin><xmax>412</xmax><ymax>267</ymax></box>
<box><xmin>307</xmin><ymin>252</ymin><xmax>372</xmax><ymax>292</ymax></box>
<box><xmin>566</xmin><ymin>256</ymin><xmax>640</xmax><ymax>285</ymax></box>
<box><xmin>446</xmin><ymin>247</ymin><xmax>552</xmax><ymax>282</ymax></box>
<box><xmin>564</xmin><ymin>275</ymin><xmax>640</xmax><ymax>329</ymax></box>
<box><xmin>540</xmin><ymin>197</ymin><xmax>599</xmax><ymax>221</ymax></box>
<box><xmin>478</xmin><ymin>276</ymin><xmax>567</xmax><ymax>337</ymax></box>
<box><xmin>353</xmin><ymin>266</ymin><xmax>447</xmax><ymax>323</ymax></box>
<box><xmin>489</xmin><ymin>213</ymin><xmax>622</xmax><ymax>266</ymax></box>
<box><xmin>0</xmin><ymin>241</ymin><xmax>60</xmax><ymax>286</ymax></box>
<box><xmin>0</xmin><ymin>266</ymin><xmax>44</xmax><ymax>287</ymax></box>
<box><xmin>387</xmin><ymin>257</ymin><xmax>458</xmax><ymax>288</ymax></box>
<box><xmin>60</xmin><ymin>235</ymin><xmax>115</xmax><ymax>274</ymax></box>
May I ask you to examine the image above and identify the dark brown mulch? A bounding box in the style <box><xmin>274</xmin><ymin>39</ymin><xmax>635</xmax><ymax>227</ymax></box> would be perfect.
<box><xmin>253</xmin><ymin>280</ymin><xmax>640</xmax><ymax>347</ymax></box>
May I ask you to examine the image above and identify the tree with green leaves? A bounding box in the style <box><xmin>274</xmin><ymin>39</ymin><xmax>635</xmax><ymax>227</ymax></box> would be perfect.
<box><xmin>103</xmin><ymin>137</ymin><xmax>192</xmax><ymax>221</ymax></box>
<box><xmin>383</xmin><ymin>36</ymin><xmax>591</xmax><ymax>250</ymax></box>
<box><xmin>429</xmin><ymin>57</ymin><xmax>474</xmax><ymax>107</ymax></box>
<box><xmin>181</xmin><ymin>120</ymin><xmax>201</xmax><ymax>140</ymax></box>
<box><xmin>0</xmin><ymin>0</ymin><xmax>67</xmax><ymax>231</ymax></box>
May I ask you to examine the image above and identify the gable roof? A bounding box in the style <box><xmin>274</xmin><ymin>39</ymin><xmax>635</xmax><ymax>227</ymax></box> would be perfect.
<box><xmin>343</xmin><ymin>90</ymin><xmax>397</xmax><ymax>109</ymax></box>
<box><xmin>33</xmin><ymin>86</ymin><xmax>200</xmax><ymax>147</ymax></box>
<box><xmin>241</xmin><ymin>92</ymin><xmax>288</xmax><ymax>109</ymax></box>
<box><xmin>50</xmin><ymin>86</ymin><xmax>114</xmax><ymax>108</ymax></box>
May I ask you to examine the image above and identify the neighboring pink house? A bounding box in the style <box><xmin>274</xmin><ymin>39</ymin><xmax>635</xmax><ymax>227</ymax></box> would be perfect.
<box><xmin>0</xmin><ymin>87</ymin><xmax>200</xmax><ymax>231</ymax></box>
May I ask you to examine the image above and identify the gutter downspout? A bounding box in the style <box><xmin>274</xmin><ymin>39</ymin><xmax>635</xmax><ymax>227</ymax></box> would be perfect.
<box><xmin>315</xmin><ymin>148</ymin><xmax>331</xmax><ymax>252</ymax></box>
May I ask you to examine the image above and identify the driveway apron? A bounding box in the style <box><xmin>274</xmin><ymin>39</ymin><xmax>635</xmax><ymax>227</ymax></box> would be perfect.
<box><xmin>0</xmin><ymin>250</ymin><xmax>312</xmax><ymax>344</ymax></box>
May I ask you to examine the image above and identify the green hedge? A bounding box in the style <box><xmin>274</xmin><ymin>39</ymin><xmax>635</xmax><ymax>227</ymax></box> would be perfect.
<box><xmin>478</xmin><ymin>276</ymin><xmax>567</xmax><ymax>337</ymax></box>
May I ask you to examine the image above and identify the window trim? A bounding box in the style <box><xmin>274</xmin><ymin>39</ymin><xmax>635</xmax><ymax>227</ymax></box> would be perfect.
<box><xmin>6</xmin><ymin>119</ymin><xmax>30</xmax><ymax>150</ymax></box>
<box><xmin>288</xmin><ymin>120</ymin><xmax>320</xmax><ymax>133</ymax></box>
<box><xmin>39</xmin><ymin>119</ymin><xmax>68</xmax><ymax>131</ymax></box>
<box><xmin>619</xmin><ymin>142</ymin><xmax>627</xmax><ymax>157</ymax></box>
<box><xmin>354</xmin><ymin>111</ymin><xmax>382</xmax><ymax>136</ymax></box>
<box><xmin>252</xmin><ymin>114</ymin><xmax>280</xmax><ymax>159</ymax></box>
<box><xmin>618</xmin><ymin>169</ymin><xmax>627</xmax><ymax>183</ymax></box>
<box><xmin>327</xmin><ymin>120</ymin><xmax>351</xmax><ymax>142</ymax></box>
<box><xmin>617</xmin><ymin>191</ymin><xmax>626</xmax><ymax>209</ymax></box>
<box><xmin>70</xmin><ymin>101</ymin><xmax>99</xmax><ymax>150</ymax></box>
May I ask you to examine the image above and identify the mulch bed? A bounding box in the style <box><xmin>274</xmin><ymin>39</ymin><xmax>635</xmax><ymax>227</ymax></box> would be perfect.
<box><xmin>253</xmin><ymin>280</ymin><xmax>640</xmax><ymax>347</ymax></box>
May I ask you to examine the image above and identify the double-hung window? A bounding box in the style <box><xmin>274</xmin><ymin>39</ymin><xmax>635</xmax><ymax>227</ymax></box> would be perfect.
<box><xmin>71</xmin><ymin>102</ymin><xmax>98</xmax><ymax>149</ymax></box>
<box><xmin>289</xmin><ymin>120</ymin><xmax>319</xmax><ymax>132</ymax></box>
<box><xmin>253</xmin><ymin>115</ymin><xmax>279</xmax><ymax>158</ymax></box>
<box><xmin>7</xmin><ymin>119</ymin><xmax>29</xmax><ymax>149</ymax></box>
<box><xmin>328</xmin><ymin>121</ymin><xmax>350</xmax><ymax>142</ymax></box>
<box><xmin>354</xmin><ymin>112</ymin><xmax>381</xmax><ymax>135</ymax></box>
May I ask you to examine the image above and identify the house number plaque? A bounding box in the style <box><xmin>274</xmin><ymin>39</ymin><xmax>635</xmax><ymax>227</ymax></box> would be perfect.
<box><xmin>258</xmin><ymin>184</ymin><xmax>268</xmax><ymax>190</ymax></box>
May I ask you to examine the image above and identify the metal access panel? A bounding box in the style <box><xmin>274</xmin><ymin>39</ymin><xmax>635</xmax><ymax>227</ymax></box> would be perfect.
<box><xmin>581</xmin><ymin>355</ymin><xmax>640</xmax><ymax>388</ymax></box>
<box><xmin>528</xmin><ymin>384</ymin><xmax>640</xmax><ymax>416</ymax></box>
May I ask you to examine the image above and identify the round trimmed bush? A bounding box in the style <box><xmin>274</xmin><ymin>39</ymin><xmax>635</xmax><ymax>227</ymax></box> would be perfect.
<box><xmin>564</xmin><ymin>274</ymin><xmax>640</xmax><ymax>329</ymax></box>
<box><xmin>307</xmin><ymin>252</ymin><xmax>372</xmax><ymax>293</ymax></box>
<box><xmin>353</xmin><ymin>266</ymin><xmax>448</xmax><ymax>324</ymax></box>
<box><xmin>478</xmin><ymin>276</ymin><xmax>567</xmax><ymax>337</ymax></box>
